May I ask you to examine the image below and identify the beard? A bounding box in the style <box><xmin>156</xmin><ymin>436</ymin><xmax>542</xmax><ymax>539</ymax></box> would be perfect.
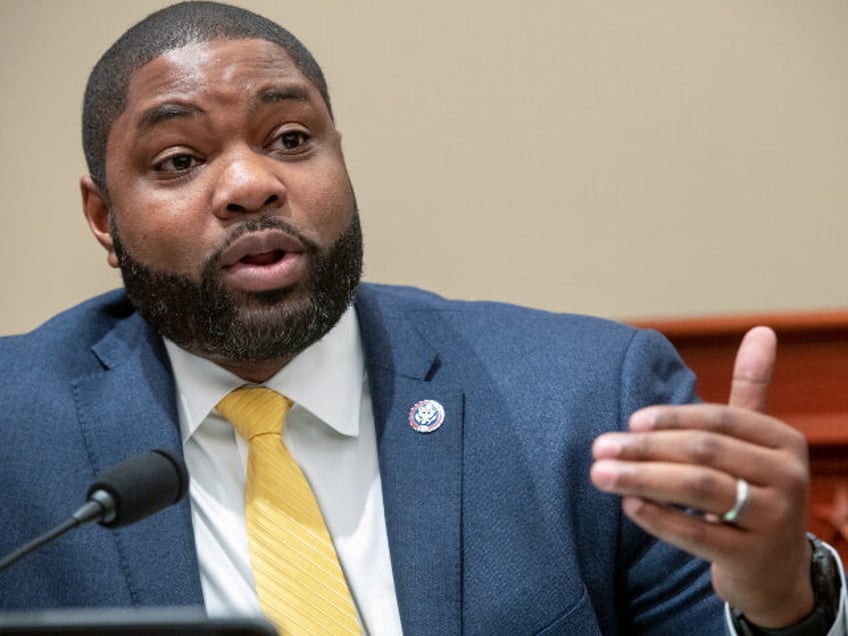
<box><xmin>111</xmin><ymin>210</ymin><xmax>363</xmax><ymax>363</ymax></box>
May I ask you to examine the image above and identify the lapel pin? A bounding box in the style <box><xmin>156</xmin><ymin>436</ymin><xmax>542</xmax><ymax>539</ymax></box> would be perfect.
<box><xmin>408</xmin><ymin>399</ymin><xmax>445</xmax><ymax>433</ymax></box>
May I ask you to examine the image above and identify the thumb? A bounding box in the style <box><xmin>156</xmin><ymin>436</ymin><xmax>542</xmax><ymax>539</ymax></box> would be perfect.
<box><xmin>728</xmin><ymin>325</ymin><xmax>777</xmax><ymax>412</ymax></box>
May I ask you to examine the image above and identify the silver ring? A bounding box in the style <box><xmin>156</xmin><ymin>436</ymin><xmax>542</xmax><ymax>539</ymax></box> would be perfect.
<box><xmin>722</xmin><ymin>478</ymin><xmax>750</xmax><ymax>523</ymax></box>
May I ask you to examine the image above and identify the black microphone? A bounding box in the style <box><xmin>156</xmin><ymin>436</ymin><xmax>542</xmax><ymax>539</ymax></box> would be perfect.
<box><xmin>0</xmin><ymin>449</ymin><xmax>189</xmax><ymax>573</ymax></box>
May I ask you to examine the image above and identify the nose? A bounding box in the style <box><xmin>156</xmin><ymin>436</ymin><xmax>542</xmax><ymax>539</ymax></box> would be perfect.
<box><xmin>212</xmin><ymin>148</ymin><xmax>286</xmax><ymax>218</ymax></box>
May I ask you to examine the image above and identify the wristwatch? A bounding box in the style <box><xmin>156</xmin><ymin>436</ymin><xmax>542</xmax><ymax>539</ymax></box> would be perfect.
<box><xmin>731</xmin><ymin>534</ymin><xmax>840</xmax><ymax>636</ymax></box>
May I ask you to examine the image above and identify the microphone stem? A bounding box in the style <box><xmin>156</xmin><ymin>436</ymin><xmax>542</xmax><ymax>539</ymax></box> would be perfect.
<box><xmin>0</xmin><ymin>516</ymin><xmax>81</xmax><ymax>573</ymax></box>
<box><xmin>0</xmin><ymin>501</ymin><xmax>103</xmax><ymax>572</ymax></box>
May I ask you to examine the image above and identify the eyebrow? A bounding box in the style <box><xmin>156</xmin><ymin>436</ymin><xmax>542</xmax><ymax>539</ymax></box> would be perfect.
<box><xmin>132</xmin><ymin>85</ymin><xmax>311</xmax><ymax>134</ymax></box>
<box><xmin>136</xmin><ymin>103</ymin><xmax>201</xmax><ymax>134</ymax></box>
<box><xmin>248</xmin><ymin>85</ymin><xmax>311</xmax><ymax>115</ymax></box>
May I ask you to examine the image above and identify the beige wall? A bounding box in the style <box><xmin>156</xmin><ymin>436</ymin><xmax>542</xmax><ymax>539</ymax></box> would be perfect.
<box><xmin>1</xmin><ymin>1</ymin><xmax>846</xmax><ymax>336</ymax></box>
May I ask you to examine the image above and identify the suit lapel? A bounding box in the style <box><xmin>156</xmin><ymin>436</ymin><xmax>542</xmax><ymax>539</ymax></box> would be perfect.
<box><xmin>356</xmin><ymin>286</ymin><xmax>464</xmax><ymax>635</ymax></box>
<box><xmin>73</xmin><ymin>312</ymin><xmax>203</xmax><ymax>607</ymax></box>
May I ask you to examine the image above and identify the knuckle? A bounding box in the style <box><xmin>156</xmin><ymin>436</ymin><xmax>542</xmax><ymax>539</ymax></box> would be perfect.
<box><xmin>759</xmin><ymin>470</ymin><xmax>810</xmax><ymax>524</ymax></box>
<box><xmin>786</xmin><ymin>427</ymin><xmax>809</xmax><ymax>456</ymax></box>
<box><xmin>621</xmin><ymin>434</ymin><xmax>648</xmax><ymax>460</ymax></box>
<box><xmin>631</xmin><ymin>434</ymin><xmax>655</xmax><ymax>460</ymax></box>
<box><xmin>762</xmin><ymin>493</ymin><xmax>797</xmax><ymax>526</ymax></box>
<box><xmin>651</xmin><ymin>409</ymin><xmax>678</xmax><ymax>429</ymax></box>
<box><xmin>689</xmin><ymin>432</ymin><xmax>720</xmax><ymax>465</ymax></box>
<box><xmin>683</xmin><ymin>471</ymin><xmax>719</xmax><ymax>501</ymax></box>
<box><xmin>705</xmin><ymin>405</ymin><xmax>732</xmax><ymax>433</ymax></box>
<box><xmin>784</xmin><ymin>464</ymin><xmax>810</xmax><ymax>497</ymax></box>
<box><xmin>770</xmin><ymin>452</ymin><xmax>810</xmax><ymax>493</ymax></box>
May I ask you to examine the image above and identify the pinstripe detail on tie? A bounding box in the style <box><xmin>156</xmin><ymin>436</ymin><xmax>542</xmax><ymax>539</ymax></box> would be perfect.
<box><xmin>217</xmin><ymin>386</ymin><xmax>361</xmax><ymax>635</ymax></box>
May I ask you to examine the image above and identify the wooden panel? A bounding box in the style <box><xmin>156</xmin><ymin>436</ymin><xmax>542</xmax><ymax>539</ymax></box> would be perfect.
<box><xmin>632</xmin><ymin>310</ymin><xmax>848</xmax><ymax>562</ymax></box>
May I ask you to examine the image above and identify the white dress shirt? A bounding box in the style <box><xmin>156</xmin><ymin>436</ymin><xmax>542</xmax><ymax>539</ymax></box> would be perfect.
<box><xmin>163</xmin><ymin>307</ymin><xmax>402</xmax><ymax>635</ymax></box>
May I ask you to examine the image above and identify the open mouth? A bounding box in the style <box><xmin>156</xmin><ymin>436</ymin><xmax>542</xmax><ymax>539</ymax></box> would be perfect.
<box><xmin>235</xmin><ymin>249</ymin><xmax>287</xmax><ymax>267</ymax></box>
<box><xmin>219</xmin><ymin>230</ymin><xmax>306</xmax><ymax>292</ymax></box>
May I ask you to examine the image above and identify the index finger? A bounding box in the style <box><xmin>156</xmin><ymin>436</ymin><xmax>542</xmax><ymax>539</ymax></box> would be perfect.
<box><xmin>628</xmin><ymin>403</ymin><xmax>803</xmax><ymax>449</ymax></box>
<box><xmin>728</xmin><ymin>325</ymin><xmax>777</xmax><ymax>413</ymax></box>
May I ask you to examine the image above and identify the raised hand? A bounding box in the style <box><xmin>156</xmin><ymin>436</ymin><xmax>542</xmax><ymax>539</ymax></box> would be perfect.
<box><xmin>591</xmin><ymin>326</ymin><xmax>814</xmax><ymax>627</ymax></box>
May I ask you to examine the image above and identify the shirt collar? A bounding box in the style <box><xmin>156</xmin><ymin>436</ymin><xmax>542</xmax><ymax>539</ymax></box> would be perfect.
<box><xmin>164</xmin><ymin>306</ymin><xmax>364</xmax><ymax>443</ymax></box>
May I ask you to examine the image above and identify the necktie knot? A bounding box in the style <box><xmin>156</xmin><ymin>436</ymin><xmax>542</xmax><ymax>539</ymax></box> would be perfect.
<box><xmin>216</xmin><ymin>386</ymin><xmax>293</xmax><ymax>441</ymax></box>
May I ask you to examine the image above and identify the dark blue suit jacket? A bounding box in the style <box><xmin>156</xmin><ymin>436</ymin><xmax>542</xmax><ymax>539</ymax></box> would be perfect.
<box><xmin>0</xmin><ymin>283</ymin><xmax>724</xmax><ymax>634</ymax></box>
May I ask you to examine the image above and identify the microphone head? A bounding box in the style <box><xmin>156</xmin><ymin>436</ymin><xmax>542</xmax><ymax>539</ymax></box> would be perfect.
<box><xmin>86</xmin><ymin>449</ymin><xmax>189</xmax><ymax>528</ymax></box>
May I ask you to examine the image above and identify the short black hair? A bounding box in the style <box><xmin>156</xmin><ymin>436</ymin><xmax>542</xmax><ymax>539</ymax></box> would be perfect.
<box><xmin>82</xmin><ymin>1</ymin><xmax>332</xmax><ymax>190</ymax></box>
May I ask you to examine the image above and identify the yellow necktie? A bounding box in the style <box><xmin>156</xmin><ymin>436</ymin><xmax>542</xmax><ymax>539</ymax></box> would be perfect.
<box><xmin>216</xmin><ymin>386</ymin><xmax>361</xmax><ymax>635</ymax></box>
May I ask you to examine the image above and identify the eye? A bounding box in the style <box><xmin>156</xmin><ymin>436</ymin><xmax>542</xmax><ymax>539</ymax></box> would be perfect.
<box><xmin>269</xmin><ymin>128</ymin><xmax>311</xmax><ymax>155</ymax></box>
<box><xmin>153</xmin><ymin>152</ymin><xmax>201</xmax><ymax>174</ymax></box>
<box><xmin>281</xmin><ymin>131</ymin><xmax>307</xmax><ymax>149</ymax></box>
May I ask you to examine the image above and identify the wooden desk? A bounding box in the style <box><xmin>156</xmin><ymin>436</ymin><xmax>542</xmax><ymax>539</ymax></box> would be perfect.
<box><xmin>632</xmin><ymin>311</ymin><xmax>848</xmax><ymax>562</ymax></box>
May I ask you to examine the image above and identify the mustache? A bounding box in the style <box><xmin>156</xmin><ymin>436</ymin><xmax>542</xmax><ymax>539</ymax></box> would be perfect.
<box><xmin>109</xmin><ymin>210</ymin><xmax>322</xmax><ymax>280</ymax></box>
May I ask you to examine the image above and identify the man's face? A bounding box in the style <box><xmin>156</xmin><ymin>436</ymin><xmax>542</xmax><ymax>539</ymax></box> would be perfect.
<box><xmin>83</xmin><ymin>38</ymin><xmax>361</xmax><ymax>375</ymax></box>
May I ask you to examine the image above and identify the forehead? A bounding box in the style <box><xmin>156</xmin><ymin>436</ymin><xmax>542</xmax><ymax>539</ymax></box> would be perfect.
<box><xmin>120</xmin><ymin>38</ymin><xmax>319</xmax><ymax>120</ymax></box>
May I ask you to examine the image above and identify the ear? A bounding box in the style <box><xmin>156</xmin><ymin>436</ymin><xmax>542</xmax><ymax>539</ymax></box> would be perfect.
<box><xmin>81</xmin><ymin>175</ymin><xmax>119</xmax><ymax>269</ymax></box>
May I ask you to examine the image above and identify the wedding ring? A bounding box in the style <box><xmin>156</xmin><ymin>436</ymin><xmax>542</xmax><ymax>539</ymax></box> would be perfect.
<box><xmin>721</xmin><ymin>478</ymin><xmax>750</xmax><ymax>523</ymax></box>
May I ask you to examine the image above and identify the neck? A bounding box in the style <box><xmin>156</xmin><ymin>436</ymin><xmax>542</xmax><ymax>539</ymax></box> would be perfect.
<box><xmin>213</xmin><ymin>357</ymin><xmax>293</xmax><ymax>384</ymax></box>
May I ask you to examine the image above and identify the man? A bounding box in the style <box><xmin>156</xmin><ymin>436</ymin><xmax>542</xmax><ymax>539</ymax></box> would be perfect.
<box><xmin>0</xmin><ymin>2</ymin><xmax>843</xmax><ymax>634</ymax></box>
